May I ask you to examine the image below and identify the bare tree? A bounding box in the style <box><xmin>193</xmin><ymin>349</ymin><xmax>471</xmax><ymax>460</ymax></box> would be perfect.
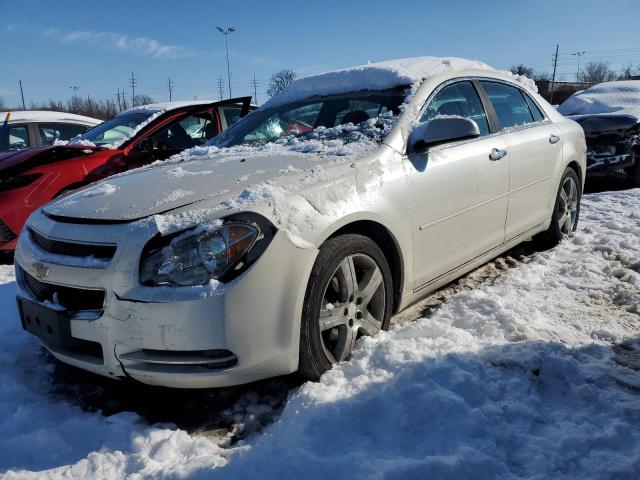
<box><xmin>510</xmin><ymin>64</ymin><xmax>534</xmax><ymax>78</ymax></box>
<box><xmin>267</xmin><ymin>69</ymin><xmax>297</xmax><ymax>97</ymax></box>
<box><xmin>618</xmin><ymin>63</ymin><xmax>635</xmax><ymax>81</ymax></box>
<box><xmin>579</xmin><ymin>62</ymin><xmax>616</xmax><ymax>83</ymax></box>
<box><xmin>133</xmin><ymin>94</ymin><xmax>154</xmax><ymax>106</ymax></box>
<box><xmin>533</xmin><ymin>72</ymin><xmax>551</xmax><ymax>82</ymax></box>
<box><xmin>0</xmin><ymin>96</ymin><xmax>5</xmax><ymax>111</ymax></box>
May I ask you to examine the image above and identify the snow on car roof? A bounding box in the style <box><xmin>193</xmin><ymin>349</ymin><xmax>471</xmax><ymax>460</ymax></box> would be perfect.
<box><xmin>120</xmin><ymin>100</ymin><xmax>219</xmax><ymax>116</ymax></box>
<box><xmin>263</xmin><ymin>56</ymin><xmax>500</xmax><ymax>109</ymax></box>
<box><xmin>557</xmin><ymin>80</ymin><xmax>640</xmax><ymax>119</ymax></box>
<box><xmin>0</xmin><ymin>110</ymin><xmax>101</xmax><ymax>125</ymax></box>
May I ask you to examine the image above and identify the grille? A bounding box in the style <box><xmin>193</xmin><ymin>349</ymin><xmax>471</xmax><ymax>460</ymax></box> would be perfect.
<box><xmin>21</xmin><ymin>268</ymin><xmax>105</xmax><ymax>311</ymax></box>
<box><xmin>29</xmin><ymin>228</ymin><xmax>116</xmax><ymax>260</ymax></box>
<box><xmin>0</xmin><ymin>220</ymin><xmax>16</xmax><ymax>244</ymax></box>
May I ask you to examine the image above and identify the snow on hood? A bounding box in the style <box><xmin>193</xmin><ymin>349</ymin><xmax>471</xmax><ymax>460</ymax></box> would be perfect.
<box><xmin>43</xmin><ymin>151</ymin><xmax>338</xmax><ymax>222</ymax></box>
<box><xmin>263</xmin><ymin>56</ymin><xmax>533</xmax><ymax>109</ymax></box>
<box><xmin>558</xmin><ymin>80</ymin><xmax>640</xmax><ymax>119</ymax></box>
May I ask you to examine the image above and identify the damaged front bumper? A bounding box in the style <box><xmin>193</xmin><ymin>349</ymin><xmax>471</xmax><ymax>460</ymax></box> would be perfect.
<box><xmin>14</xmin><ymin>209</ymin><xmax>317</xmax><ymax>388</ymax></box>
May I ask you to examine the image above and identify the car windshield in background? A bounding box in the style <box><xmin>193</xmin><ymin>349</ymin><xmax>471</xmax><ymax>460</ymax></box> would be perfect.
<box><xmin>214</xmin><ymin>88</ymin><xmax>407</xmax><ymax>149</ymax></box>
<box><xmin>72</xmin><ymin>111</ymin><xmax>155</xmax><ymax>146</ymax></box>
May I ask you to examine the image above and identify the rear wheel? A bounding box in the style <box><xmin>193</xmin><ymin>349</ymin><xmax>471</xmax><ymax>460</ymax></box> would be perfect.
<box><xmin>536</xmin><ymin>167</ymin><xmax>581</xmax><ymax>247</ymax></box>
<box><xmin>298</xmin><ymin>234</ymin><xmax>392</xmax><ymax>380</ymax></box>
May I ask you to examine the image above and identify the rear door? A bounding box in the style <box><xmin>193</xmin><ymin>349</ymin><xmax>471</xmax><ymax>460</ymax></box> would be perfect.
<box><xmin>479</xmin><ymin>81</ymin><xmax>562</xmax><ymax>240</ymax></box>
<box><xmin>408</xmin><ymin>80</ymin><xmax>510</xmax><ymax>289</ymax></box>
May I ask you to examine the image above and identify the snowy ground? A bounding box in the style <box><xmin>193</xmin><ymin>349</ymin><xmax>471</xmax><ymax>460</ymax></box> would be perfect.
<box><xmin>1</xmin><ymin>189</ymin><xmax>639</xmax><ymax>479</ymax></box>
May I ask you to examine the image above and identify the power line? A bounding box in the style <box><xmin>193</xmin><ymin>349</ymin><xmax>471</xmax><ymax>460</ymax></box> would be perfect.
<box><xmin>18</xmin><ymin>80</ymin><xmax>25</xmax><ymax>110</ymax></box>
<box><xmin>250</xmin><ymin>75</ymin><xmax>260</xmax><ymax>105</ymax></box>
<box><xmin>129</xmin><ymin>72</ymin><xmax>138</xmax><ymax>107</ymax></box>
<box><xmin>550</xmin><ymin>44</ymin><xmax>559</xmax><ymax>104</ymax></box>
<box><xmin>167</xmin><ymin>77</ymin><xmax>175</xmax><ymax>102</ymax></box>
<box><xmin>218</xmin><ymin>76</ymin><xmax>224</xmax><ymax>101</ymax></box>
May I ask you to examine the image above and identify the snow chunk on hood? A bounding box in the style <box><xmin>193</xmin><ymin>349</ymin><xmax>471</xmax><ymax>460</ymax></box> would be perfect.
<box><xmin>558</xmin><ymin>80</ymin><xmax>640</xmax><ymax>119</ymax></box>
<box><xmin>263</xmin><ymin>56</ymin><xmax>530</xmax><ymax>109</ymax></box>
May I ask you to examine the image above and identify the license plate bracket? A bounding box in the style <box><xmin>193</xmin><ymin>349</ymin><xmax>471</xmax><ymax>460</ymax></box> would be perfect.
<box><xmin>17</xmin><ymin>297</ymin><xmax>73</xmax><ymax>351</ymax></box>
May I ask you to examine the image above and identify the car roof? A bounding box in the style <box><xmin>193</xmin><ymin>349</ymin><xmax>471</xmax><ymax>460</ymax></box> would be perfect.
<box><xmin>262</xmin><ymin>56</ymin><xmax>508</xmax><ymax>109</ymax></box>
<box><xmin>0</xmin><ymin>110</ymin><xmax>102</xmax><ymax>125</ymax></box>
<box><xmin>119</xmin><ymin>100</ymin><xmax>229</xmax><ymax>116</ymax></box>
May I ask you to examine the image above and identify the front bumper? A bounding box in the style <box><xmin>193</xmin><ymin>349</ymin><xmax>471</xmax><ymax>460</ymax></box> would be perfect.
<box><xmin>15</xmin><ymin>210</ymin><xmax>317</xmax><ymax>388</ymax></box>
<box><xmin>585</xmin><ymin>150</ymin><xmax>635</xmax><ymax>177</ymax></box>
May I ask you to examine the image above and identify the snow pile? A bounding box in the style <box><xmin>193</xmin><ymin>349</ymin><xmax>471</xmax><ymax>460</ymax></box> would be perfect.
<box><xmin>1</xmin><ymin>190</ymin><xmax>640</xmax><ymax>478</ymax></box>
<box><xmin>77</xmin><ymin>183</ymin><xmax>119</xmax><ymax>198</ymax></box>
<box><xmin>265</xmin><ymin>57</ymin><xmax>495</xmax><ymax>109</ymax></box>
<box><xmin>558</xmin><ymin>80</ymin><xmax>640</xmax><ymax>119</ymax></box>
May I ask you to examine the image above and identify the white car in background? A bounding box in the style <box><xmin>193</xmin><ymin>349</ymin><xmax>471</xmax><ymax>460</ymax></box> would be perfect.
<box><xmin>15</xmin><ymin>57</ymin><xmax>586</xmax><ymax>388</ymax></box>
<box><xmin>0</xmin><ymin>111</ymin><xmax>101</xmax><ymax>152</ymax></box>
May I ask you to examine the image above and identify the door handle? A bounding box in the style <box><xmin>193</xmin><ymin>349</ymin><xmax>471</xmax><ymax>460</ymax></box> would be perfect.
<box><xmin>549</xmin><ymin>134</ymin><xmax>560</xmax><ymax>144</ymax></box>
<box><xmin>489</xmin><ymin>148</ymin><xmax>507</xmax><ymax>161</ymax></box>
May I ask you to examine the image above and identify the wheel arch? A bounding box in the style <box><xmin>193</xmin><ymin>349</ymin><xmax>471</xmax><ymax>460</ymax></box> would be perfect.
<box><xmin>325</xmin><ymin>219</ymin><xmax>404</xmax><ymax>313</ymax></box>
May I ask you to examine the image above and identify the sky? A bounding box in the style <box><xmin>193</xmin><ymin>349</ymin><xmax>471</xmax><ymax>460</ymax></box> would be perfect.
<box><xmin>1</xmin><ymin>0</ymin><xmax>640</xmax><ymax>107</ymax></box>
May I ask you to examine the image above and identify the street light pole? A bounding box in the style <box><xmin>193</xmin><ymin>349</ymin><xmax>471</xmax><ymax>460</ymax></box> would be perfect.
<box><xmin>572</xmin><ymin>51</ymin><xmax>586</xmax><ymax>82</ymax></box>
<box><xmin>216</xmin><ymin>26</ymin><xmax>236</xmax><ymax>99</ymax></box>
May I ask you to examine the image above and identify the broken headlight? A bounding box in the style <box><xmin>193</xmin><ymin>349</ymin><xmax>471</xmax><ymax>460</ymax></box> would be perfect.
<box><xmin>140</xmin><ymin>221</ymin><xmax>261</xmax><ymax>287</ymax></box>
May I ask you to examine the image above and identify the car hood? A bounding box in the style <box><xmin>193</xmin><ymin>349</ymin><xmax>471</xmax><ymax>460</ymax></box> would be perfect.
<box><xmin>569</xmin><ymin>113</ymin><xmax>640</xmax><ymax>135</ymax></box>
<box><xmin>0</xmin><ymin>145</ymin><xmax>105</xmax><ymax>176</ymax></box>
<box><xmin>43</xmin><ymin>152</ymin><xmax>334</xmax><ymax>222</ymax></box>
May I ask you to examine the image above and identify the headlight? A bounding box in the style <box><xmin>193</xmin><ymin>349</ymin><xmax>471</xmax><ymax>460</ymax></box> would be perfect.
<box><xmin>140</xmin><ymin>222</ymin><xmax>261</xmax><ymax>287</ymax></box>
<box><xmin>0</xmin><ymin>173</ymin><xmax>42</xmax><ymax>192</ymax></box>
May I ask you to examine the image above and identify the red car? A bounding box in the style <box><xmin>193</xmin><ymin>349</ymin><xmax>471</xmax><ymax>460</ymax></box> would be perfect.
<box><xmin>0</xmin><ymin>97</ymin><xmax>251</xmax><ymax>253</ymax></box>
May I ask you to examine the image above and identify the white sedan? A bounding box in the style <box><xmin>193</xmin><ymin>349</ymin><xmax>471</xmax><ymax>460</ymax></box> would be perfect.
<box><xmin>15</xmin><ymin>57</ymin><xmax>586</xmax><ymax>388</ymax></box>
<box><xmin>0</xmin><ymin>110</ymin><xmax>101</xmax><ymax>152</ymax></box>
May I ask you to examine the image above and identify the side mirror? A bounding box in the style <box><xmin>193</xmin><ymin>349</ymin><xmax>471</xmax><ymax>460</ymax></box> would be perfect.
<box><xmin>408</xmin><ymin>117</ymin><xmax>480</xmax><ymax>154</ymax></box>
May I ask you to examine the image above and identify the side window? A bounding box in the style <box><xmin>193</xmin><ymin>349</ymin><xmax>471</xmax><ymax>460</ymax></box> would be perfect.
<box><xmin>38</xmin><ymin>123</ymin><xmax>91</xmax><ymax>146</ymax></box>
<box><xmin>0</xmin><ymin>125</ymin><xmax>30</xmax><ymax>152</ymax></box>
<box><xmin>480</xmin><ymin>81</ymin><xmax>535</xmax><ymax>130</ymax></box>
<box><xmin>152</xmin><ymin>112</ymin><xmax>215</xmax><ymax>151</ymax></box>
<box><xmin>421</xmin><ymin>81</ymin><xmax>490</xmax><ymax>136</ymax></box>
<box><xmin>523</xmin><ymin>94</ymin><xmax>545</xmax><ymax>122</ymax></box>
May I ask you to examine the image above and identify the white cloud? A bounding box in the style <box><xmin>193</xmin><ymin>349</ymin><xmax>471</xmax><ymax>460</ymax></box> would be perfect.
<box><xmin>41</xmin><ymin>27</ymin><xmax>198</xmax><ymax>59</ymax></box>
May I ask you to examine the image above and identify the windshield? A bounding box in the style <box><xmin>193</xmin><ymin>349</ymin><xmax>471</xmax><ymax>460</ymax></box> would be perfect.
<box><xmin>213</xmin><ymin>88</ymin><xmax>407</xmax><ymax>150</ymax></box>
<box><xmin>72</xmin><ymin>111</ymin><xmax>155</xmax><ymax>147</ymax></box>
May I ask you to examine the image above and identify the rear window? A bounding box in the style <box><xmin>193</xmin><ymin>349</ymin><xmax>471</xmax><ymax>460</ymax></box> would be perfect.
<box><xmin>0</xmin><ymin>124</ymin><xmax>30</xmax><ymax>152</ymax></box>
<box><xmin>38</xmin><ymin>123</ymin><xmax>91</xmax><ymax>146</ymax></box>
<box><xmin>480</xmin><ymin>81</ymin><xmax>535</xmax><ymax>130</ymax></box>
<box><xmin>524</xmin><ymin>94</ymin><xmax>545</xmax><ymax>122</ymax></box>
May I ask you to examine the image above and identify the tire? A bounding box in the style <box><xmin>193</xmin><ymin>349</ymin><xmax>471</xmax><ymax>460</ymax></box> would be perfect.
<box><xmin>298</xmin><ymin>234</ymin><xmax>393</xmax><ymax>381</ymax></box>
<box><xmin>535</xmin><ymin>167</ymin><xmax>581</xmax><ymax>247</ymax></box>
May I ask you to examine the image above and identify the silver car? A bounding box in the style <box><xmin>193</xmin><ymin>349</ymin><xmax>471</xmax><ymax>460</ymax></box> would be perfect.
<box><xmin>14</xmin><ymin>57</ymin><xmax>586</xmax><ymax>388</ymax></box>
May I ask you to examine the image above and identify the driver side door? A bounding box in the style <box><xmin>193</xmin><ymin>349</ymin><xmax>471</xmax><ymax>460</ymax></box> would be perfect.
<box><xmin>407</xmin><ymin>80</ymin><xmax>510</xmax><ymax>289</ymax></box>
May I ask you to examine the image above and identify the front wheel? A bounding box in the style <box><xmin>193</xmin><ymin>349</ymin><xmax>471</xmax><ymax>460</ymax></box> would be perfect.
<box><xmin>535</xmin><ymin>167</ymin><xmax>581</xmax><ymax>247</ymax></box>
<box><xmin>298</xmin><ymin>234</ymin><xmax>393</xmax><ymax>381</ymax></box>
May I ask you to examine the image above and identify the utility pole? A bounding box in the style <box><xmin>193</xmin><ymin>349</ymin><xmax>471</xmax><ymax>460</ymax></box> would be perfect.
<box><xmin>19</xmin><ymin>80</ymin><xmax>26</xmax><ymax>110</ymax></box>
<box><xmin>572</xmin><ymin>51</ymin><xmax>586</xmax><ymax>82</ymax></box>
<box><xmin>218</xmin><ymin>76</ymin><xmax>224</xmax><ymax>101</ymax></box>
<box><xmin>129</xmin><ymin>72</ymin><xmax>138</xmax><ymax>107</ymax></box>
<box><xmin>216</xmin><ymin>26</ymin><xmax>236</xmax><ymax>99</ymax></box>
<box><xmin>69</xmin><ymin>85</ymin><xmax>80</xmax><ymax>113</ymax></box>
<box><xmin>167</xmin><ymin>77</ymin><xmax>174</xmax><ymax>102</ymax></box>
<box><xmin>116</xmin><ymin>88</ymin><xmax>122</xmax><ymax>111</ymax></box>
<box><xmin>250</xmin><ymin>74</ymin><xmax>259</xmax><ymax>105</ymax></box>
<box><xmin>550</xmin><ymin>44</ymin><xmax>559</xmax><ymax>104</ymax></box>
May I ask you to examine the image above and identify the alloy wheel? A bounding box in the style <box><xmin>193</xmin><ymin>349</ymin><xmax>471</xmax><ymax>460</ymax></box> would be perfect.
<box><xmin>558</xmin><ymin>176</ymin><xmax>579</xmax><ymax>233</ymax></box>
<box><xmin>318</xmin><ymin>253</ymin><xmax>386</xmax><ymax>363</ymax></box>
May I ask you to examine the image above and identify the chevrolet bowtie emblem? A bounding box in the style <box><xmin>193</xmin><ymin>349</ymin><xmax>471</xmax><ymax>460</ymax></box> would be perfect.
<box><xmin>33</xmin><ymin>262</ymin><xmax>49</xmax><ymax>279</ymax></box>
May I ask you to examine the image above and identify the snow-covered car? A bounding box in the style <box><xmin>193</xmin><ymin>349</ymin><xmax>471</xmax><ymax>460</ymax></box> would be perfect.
<box><xmin>0</xmin><ymin>110</ymin><xmax>101</xmax><ymax>152</ymax></box>
<box><xmin>14</xmin><ymin>57</ymin><xmax>586</xmax><ymax>388</ymax></box>
<box><xmin>558</xmin><ymin>81</ymin><xmax>640</xmax><ymax>186</ymax></box>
